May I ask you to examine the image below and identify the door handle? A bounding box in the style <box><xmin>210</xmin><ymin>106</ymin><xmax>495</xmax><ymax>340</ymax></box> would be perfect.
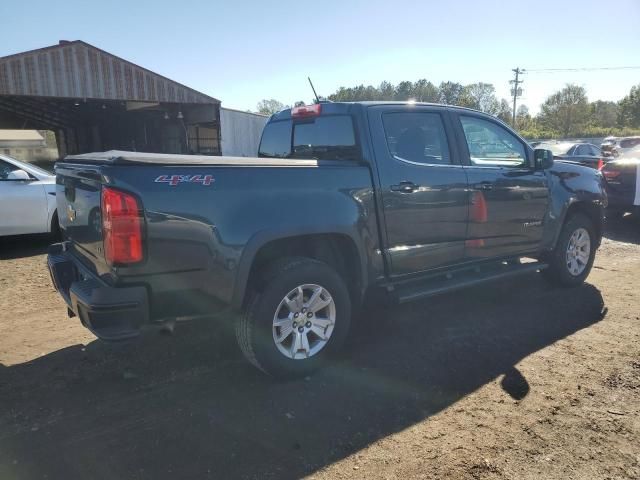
<box><xmin>390</xmin><ymin>181</ymin><xmax>419</xmax><ymax>193</ymax></box>
<box><xmin>473</xmin><ymin>182</ymin><xmax>493</xmax><ymax>191</ymax></box>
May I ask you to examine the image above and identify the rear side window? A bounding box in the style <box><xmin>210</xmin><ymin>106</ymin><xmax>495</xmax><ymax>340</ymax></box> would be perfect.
<box><xmin>293</xmin><ymin>116</ymin><xmax>358</xmax><ymax>160</ymax></box>
<box><xmin>258</xmin><ymin>115</ymin><xmax>359</xmax><ymax>161</ymax></box>
<box><xmin>589</xmin><ymin>145</ymin><xmax>601</xmax><ymax>156</ymax></box>
<box><xmin>258</xmin><ymin>121</ymin><xmax>292</xmax><ymax>158</ymax></box>
<box><xmin>382</xmin><ymin>112</ymin><xmax>451</xmax><ymax>165</ymax></box>
<box><xmin>575</xmin><ymin>145</ymin><xmax>590</xmax><ymax>156</ymax></box>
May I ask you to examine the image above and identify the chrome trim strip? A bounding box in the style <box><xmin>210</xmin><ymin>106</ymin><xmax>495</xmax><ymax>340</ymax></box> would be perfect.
<box><xmin>392</xmin><ymin>155</ymin><xmax>463</xmax><ymax>168</ymax></box>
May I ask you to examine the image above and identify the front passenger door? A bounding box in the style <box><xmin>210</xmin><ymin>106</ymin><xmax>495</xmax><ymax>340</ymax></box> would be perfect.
<box><xmin>453</xmin><ymin>114</ymin><xmax>549</xmax><ymax>260</ymax></box>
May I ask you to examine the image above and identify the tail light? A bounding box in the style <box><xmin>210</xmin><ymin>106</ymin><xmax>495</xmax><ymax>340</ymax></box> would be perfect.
<box><xmin>597</xmin><ymin>158</ymin><xmax>604</xmax><ymax>170</ymax></box>
<box><xmin>292</xmin><ymin>104</ymin><xmax>321</xmax><ymax>118</ymax></box>
<box><xmin>101</xmin><ymin>186</ymin><xmax>144</xmax><ymax>265</ymax></box>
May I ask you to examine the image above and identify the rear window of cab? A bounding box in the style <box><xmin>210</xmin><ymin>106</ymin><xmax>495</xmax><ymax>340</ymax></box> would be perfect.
<box><xmin>259</xmin><ymin>115</ymin><xmax>359</xmax><ymax>161</ymax></box>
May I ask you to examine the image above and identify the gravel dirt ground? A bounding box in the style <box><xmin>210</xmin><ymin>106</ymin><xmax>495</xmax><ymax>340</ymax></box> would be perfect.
<box><xmin>0</xmin><ymin>217</ymin><xmax>638</xmax><ymax>480</ymax></box>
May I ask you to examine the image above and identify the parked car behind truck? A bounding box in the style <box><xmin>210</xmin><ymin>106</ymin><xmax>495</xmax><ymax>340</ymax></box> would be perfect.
<box><xmin>600</xmin><ymin>145</ymin><xmax>640</xmax><ymax>217</ymax></box>
<box><xmin>47</xmin><ymin>102</ymin><xmax>607</xmax><ymax>377</ymax></box>
<box><xmin>537</xmin><ymin>141</ymin><xmax>606</xmax><ymax>169</ymax></box>
<box><xmin>0</xmin><ymin>154</ymin><xmax>59</xmax><ymax>237</ymax></box>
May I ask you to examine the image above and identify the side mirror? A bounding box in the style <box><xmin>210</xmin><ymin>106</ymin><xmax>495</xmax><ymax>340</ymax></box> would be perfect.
<box><xmin>534</xmin><ymin>149</ymin><xmax>554</xmax><ymax>170</ymax></box>
<box><xmin>6</xmin><ymin>169</ymin><xmax>32</xmax><ymax>181</ymax></box>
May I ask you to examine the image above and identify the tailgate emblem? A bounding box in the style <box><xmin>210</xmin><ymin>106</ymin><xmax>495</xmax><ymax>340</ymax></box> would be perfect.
<box><xmin>67</xmin><ymin>204</ymin><xmax>77</xmax><ymax>222</ymax></box>
<box><xmin>155</xmin><ymin>174</ymin><xmax>215</xmax><ymax>186</ymax></box>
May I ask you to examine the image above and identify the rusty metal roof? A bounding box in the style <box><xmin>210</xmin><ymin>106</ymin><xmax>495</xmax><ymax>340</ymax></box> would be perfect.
<box><xmin>0</xmin><ymin>41</ymin><xmax>219</xmax><ymax>104</ymax></box>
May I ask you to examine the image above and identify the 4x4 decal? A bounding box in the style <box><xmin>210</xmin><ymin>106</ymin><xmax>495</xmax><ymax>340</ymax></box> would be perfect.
<box><xmin>154</xmin><ymin>174</ymin><xmax>215</xmax><ymax>186</ymax></box>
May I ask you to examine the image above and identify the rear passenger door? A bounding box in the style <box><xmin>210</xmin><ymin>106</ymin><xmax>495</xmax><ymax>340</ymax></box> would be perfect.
<box><xmin>452</xmin><ymin>113</ymin><xmax>549</xmax><ymax>260</ymax></box>
<box><xmin>368</xmin><ymin>106</ymin><xmax>469</xmax><ymax>277</ymax></box>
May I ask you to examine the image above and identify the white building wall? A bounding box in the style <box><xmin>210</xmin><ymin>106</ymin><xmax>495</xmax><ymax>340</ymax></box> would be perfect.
<box><xmin>220</xmin><ymin>108</ymin><xmax>268</xmax><ymax>157</ymax></box>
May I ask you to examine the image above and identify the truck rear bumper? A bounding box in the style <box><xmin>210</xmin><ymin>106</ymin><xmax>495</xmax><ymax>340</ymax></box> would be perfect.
<box><xmin>47</xmin><ymin>243</ymin><xmax>149</xmax><ymax>342</ymax></box>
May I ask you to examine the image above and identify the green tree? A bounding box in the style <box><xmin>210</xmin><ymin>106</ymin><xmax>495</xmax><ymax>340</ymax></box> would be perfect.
<box><xmin>538</xmin><ymin>84</ymin><xmax>590</xmax><ymax>137</ymax></box>
<box><xmin>516</xmin><ymin>105</ymin><xmax>532</xmax><ymax>130</ymax></box>
<box><xmin>496</xmin><ymin>99</ymin><xmax>512</xmax><ymax>124</ymax></box>
<box><xmin>618</xmin><ymin>84</ymin><xmax>640</xmax><ymax>128</ymax></box>
<box><xmin>394</xmin><ymin>81</ymin><xmax>414</xmax><ymax>100</ymax></box>
<box><xmin>378</xmin><ymin>81</ymin><xmax>395</xmax><ymax>100</ymax></box>
<box><xmin>438</xmin><ymin>81</ymin><xmax>466</xmax><ymax>105</ymax></box>
<box><xmin>464</xmin><ymin>82</ymin><xmax>499</xmax><ymax>114</ymax></box>
<box><xmin>590</xmin><ymin>100</ymin><xmax>619</xmax><ymax>128</ymax></box>
<box><xmin>256</xmin><ymin>99</ymin><xmax>288</xmax><ymax>115</ymax></box>
<box><xmin>412</xmin><ymin>79</ymin><xmax>439</xmax><ymax>102</ymax></box>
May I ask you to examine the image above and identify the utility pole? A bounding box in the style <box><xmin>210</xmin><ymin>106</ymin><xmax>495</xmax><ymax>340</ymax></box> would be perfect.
<box><xmin>510</xmin><ymin>68</ymin><xmax>524</xmax><ymax>127</ymax></box>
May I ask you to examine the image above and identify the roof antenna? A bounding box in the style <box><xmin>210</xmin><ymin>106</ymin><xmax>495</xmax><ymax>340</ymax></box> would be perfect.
<box><xmin>308</xmin><ymin>77</ymin><xmax>320</xmax><ymax>104</ymax></box>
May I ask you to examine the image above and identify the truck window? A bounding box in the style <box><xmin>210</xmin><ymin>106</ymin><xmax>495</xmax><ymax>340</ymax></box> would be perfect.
<box><xmin>576</xmin><ymin>144</ymin><xmax>590</xmax><ymax>156</ymax></box>
<box><xmin>460</xmin><ymin>116</ymin><xmax>526</xmax><ymax>167</ymax></box>
<box><xmin>293</xmin><ymin>116</ymin><xmax>358</xmax><ymax>160</ymax></box>
<box><xmin>382</xmin><ymin>112</ymin><xmax>451</xmax><ymax>165</ymax></box>
<box><xmin>258</xmin><ymin>121</ymin><xmax>292</xmax><ymax>158</ymax></box>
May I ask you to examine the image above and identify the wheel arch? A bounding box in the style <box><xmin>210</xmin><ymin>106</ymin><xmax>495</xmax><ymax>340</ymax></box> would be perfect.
<box><xmin>559</xmin><ymin>200</ymin><xmax>604</xmax><ymax>248</ymax></box>
<box><xmin>233</xmin><ymin>230</ymin><xmax>367</xmax><ymax>311</ymax></box>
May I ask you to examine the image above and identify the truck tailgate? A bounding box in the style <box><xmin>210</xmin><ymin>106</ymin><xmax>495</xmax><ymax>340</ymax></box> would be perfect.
<box><xmin>55</xmin><ymin>163</ymin><xmax>107</xmax><ymax>273</ymax></box>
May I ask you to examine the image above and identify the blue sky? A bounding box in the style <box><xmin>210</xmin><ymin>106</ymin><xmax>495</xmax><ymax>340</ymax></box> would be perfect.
<box><xmin>2</xmin><ymin>0</ymin><xmax>639</xmax><ymax>113</ymax></box>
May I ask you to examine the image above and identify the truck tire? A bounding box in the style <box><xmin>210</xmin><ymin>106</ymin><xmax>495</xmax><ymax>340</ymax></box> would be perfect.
<box><xmin>236</xmin><ymin>257</ymin><xmax>351</xmax><ymax>377</ymax></box>
<box><xmin>543</xmin><ymin>213</ymin><xmax>596</xmax><ymax>287</ymax></box>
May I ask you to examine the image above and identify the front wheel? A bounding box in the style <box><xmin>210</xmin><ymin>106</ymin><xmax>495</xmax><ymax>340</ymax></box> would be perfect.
<box><xmin>236</xmin><ymin>257</ymin><xmax>352</xmax><ymax>378</ymax></box>
<box><xmin>542</xmin><ymin>213</ymin><xmax>596</xmax><ymax>287</ymax></box>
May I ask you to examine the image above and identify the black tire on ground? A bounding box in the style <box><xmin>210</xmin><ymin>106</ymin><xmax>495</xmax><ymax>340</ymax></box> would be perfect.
<box><xmin>236</xmin><ymin>257</ymin><xmax>352</xmax><ymax>378</ymax></box>
<box><xmin>542</xmin><ymin>213</ymin><xmax>596</xmax><ymax>287</ymax></box>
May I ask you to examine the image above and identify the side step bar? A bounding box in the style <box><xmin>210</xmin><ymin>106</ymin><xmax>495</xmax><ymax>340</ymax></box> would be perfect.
<box><xmin>395</xmin><ymin>262</ymin><xmax>548</xmax><ymax>304</ymax></box>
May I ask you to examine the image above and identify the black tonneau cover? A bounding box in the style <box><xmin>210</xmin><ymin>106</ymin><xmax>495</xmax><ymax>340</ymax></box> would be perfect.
<box><xmin>63</xmin><ymin>150</ymin><xmax>319</xmax><ymax>167</ymax></box>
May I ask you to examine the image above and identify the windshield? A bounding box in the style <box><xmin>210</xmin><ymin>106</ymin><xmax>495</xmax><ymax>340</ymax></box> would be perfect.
<box><xmin>0</xmin><ymin>154</ymin><xmax>53</xmax><ymax>177</ymax></box>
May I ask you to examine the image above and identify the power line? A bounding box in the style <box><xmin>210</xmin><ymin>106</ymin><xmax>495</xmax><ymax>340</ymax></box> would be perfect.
<box><xmin>526</xmin><ymin>66</ymin><xmax>640</xmax><ymax>73</ymax></box>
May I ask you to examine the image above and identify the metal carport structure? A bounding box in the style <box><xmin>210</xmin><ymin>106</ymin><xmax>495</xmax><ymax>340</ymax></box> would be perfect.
<box><xmin>0</xmin><ymin>40</ymin><xmax>221</xmax><ymax>157</ymax></box>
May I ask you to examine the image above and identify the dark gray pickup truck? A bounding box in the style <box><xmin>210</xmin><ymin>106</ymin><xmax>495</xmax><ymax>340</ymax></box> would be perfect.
<box><xmin>48</xmin><ymin>101</ymin><xmax>607</xmax><ymax>377</ymax></box>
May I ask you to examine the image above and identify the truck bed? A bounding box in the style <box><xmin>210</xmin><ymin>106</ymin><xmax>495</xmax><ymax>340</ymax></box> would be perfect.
<box><xmin>64</xmin><ymin>150</ymin><xmax>322</xmax><ymax>167</ymax></box>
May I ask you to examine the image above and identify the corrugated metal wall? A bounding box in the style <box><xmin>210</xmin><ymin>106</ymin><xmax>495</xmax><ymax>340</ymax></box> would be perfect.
<box><xmin>220</xmin><ymin>108</ymin><xmax>268</xmax><ymax>157</ymax></box>
<box><xmin>0</xmin><ymin>41</ymin><xmax>216</xmax><ymax>104</ymax></box>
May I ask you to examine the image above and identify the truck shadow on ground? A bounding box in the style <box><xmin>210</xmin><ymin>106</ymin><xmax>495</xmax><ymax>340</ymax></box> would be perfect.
<box><xmin>0</xmin><ymin>234</ymin><xmax>53</xmax><ymax>260</ymax></box>
<box><xmin>0</xmin><ymin>275</ymin><xmax>605</xmax><ymax>479</ymax></box>
<box><xmin>603</xmin><ymin>214</ymin><xmax>640</xmax><ymax>244</ymax></box>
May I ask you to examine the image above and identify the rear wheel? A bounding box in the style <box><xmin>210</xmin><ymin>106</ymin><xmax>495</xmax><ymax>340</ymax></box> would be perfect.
<box><xmin>543</xmin><ymin>213</ymin><xmax>596</xmax><ymax>287</ymax></box>
<box><xmin>236</xmin><ymin>257</ymin><xmax>352</xmax><ymax>377</ymax></box>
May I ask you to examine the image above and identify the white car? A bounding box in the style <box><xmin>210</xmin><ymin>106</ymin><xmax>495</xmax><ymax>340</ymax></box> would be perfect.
<box><xmin>614</xmin><ymin>136</ymin><xmax>640</xmax><ymax>157</ymax></box>
<box><xmin>0</xmin><ymin>154</ymin><xmax>58</xmax><ymax>237</ymax></box>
